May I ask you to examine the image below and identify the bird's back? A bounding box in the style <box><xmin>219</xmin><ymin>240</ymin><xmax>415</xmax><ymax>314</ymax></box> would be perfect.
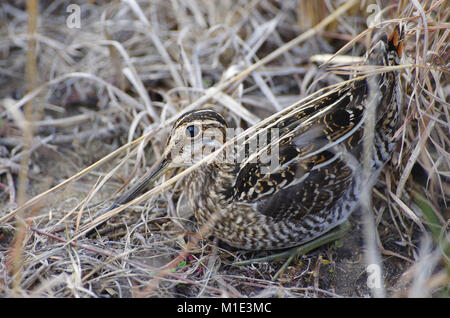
<box><xmin>187</xmin><ymin>25</ymin><xmax>405</xmax><ymax>250</ymax></box>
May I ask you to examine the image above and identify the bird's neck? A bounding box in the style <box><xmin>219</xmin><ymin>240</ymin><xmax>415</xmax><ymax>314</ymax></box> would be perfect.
<box><xmin>185</xmin><ymin>162</ymin><xmax>237</xmax><ymax>208</ymax></box>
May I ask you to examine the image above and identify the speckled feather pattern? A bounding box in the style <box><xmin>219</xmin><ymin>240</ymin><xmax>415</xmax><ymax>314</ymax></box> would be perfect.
<box><xmin>180</xmin><ymin>26</ymin><xmax>404</xmax><ymax>250</ymax></box>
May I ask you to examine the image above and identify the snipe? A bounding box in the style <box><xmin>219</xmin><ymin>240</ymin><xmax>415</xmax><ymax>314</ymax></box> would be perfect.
<box><xmin>89</xmin><ymin>25</ymin><xmax>404</xmax><ymax>253</ymax></box>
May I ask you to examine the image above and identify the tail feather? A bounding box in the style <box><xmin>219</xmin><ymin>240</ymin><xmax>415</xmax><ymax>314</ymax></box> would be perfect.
<box><xmin>387</xmin><ymin>24</ymin><xmax>405</xmax><ymax>58</ymax></box>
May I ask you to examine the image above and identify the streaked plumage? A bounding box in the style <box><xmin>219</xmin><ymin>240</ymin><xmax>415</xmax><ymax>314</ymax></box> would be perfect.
<box><xmin>93</xmin><ymin>25</ymin><xmax>404</xmax><ymax>250</ymax></box>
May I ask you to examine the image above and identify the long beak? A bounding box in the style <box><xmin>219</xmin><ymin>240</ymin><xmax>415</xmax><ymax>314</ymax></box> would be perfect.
<box><xmin>86</xmin><ymin>157</ymin><xmax>170</xmax><ymax>236</ymax></box>
<box><xmin>114</xmin><ymin>157</ymin><xmax>170</xmax><ymax>207</ymax></box>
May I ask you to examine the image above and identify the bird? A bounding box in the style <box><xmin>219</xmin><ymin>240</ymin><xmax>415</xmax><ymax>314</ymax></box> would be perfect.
<box><xmin>88</xmin><ymin>25</ymin><xmax>404</xmax><ymax>255</ymax></box>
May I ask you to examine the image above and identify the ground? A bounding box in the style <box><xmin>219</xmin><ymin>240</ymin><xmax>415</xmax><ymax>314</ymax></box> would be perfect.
<box><xmin>0</xmin><ymin>0</ymin><xmax>448</xmax><ymax>298</ymax></box>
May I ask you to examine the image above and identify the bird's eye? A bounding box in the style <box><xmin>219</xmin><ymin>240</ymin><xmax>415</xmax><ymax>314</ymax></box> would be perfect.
<box><xmin>186</xmin><ymin>125</ymin><xmax>200</xmax><ymax>138</ymax></box>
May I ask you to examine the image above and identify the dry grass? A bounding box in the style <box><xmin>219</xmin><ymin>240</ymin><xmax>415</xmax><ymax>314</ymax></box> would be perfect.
<box><xmin>0</xmin><ymin>0</ymin><xmax>448</xmax><ymax>298</ymax></box>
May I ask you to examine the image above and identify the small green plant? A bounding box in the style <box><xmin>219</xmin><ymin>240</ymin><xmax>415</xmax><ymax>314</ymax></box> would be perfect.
<box><xmin>331</xmin><ymin>240</ymin><xmax>344</xmax><ymax>250</ymax></box>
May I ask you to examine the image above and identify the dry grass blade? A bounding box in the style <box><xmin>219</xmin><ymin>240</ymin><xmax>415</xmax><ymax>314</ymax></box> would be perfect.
<box><xmin>0</xmin><ymin>0</ymin><xmax>448</xmax><ymax>298</ymax></box>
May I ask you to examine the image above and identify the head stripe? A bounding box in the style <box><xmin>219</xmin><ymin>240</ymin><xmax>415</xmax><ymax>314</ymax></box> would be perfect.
<box><xmin>174</xmin><ymin>110</ymin><xmax>227</xmax><ymax>129</ymax></box>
